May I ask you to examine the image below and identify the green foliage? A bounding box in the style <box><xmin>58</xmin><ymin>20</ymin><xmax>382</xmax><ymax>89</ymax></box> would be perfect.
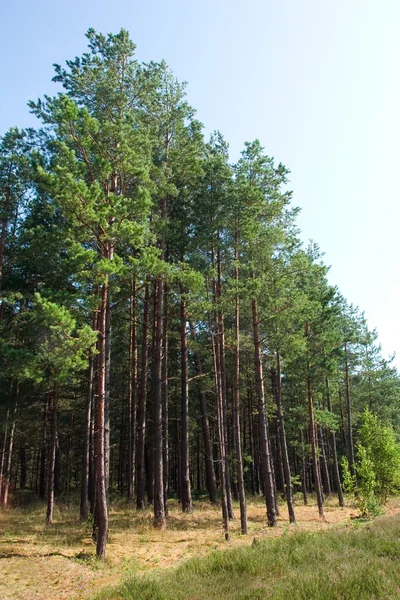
<box><xmin>355</xmin><ymin>442</ymin><xmax>381</xmax><ymax>517</ymax></box>
<box><xmin>359</xmin><ymin>410</ymin><xmax>400</xmax><ymax>502</ymax></box>
<box><xmin>341</xmin><ymin>456</ymin><xmax>355</xmax><ymax>495</ymax></box>
<box><xmin>23</xmin><ymin>293</ymin><xmax>96</xmax><ymax>385</ymax></box>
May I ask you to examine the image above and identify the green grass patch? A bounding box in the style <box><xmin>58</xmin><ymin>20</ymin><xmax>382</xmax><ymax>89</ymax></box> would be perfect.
<box><xmin>95</xmin><ymin>515</ymin><xmax>400</xmax><ymax>600</ymax></box>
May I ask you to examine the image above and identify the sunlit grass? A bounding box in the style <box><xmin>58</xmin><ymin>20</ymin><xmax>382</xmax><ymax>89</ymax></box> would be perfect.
<box><xmin>95</xmin><ymin>514</ymin><xmax>400</xmax><ymax>600</ymax></box>
<box><xmin>0</xmin><ymin>493</ymin><xmax>399</xmax><ymax>599</ymax></box>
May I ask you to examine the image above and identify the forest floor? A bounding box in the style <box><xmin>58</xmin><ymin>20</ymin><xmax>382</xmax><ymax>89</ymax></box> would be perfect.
<box><xmin>0</xmin><ymin>494</ymin><xmax>399</xmax><ymax>600</ymax></box>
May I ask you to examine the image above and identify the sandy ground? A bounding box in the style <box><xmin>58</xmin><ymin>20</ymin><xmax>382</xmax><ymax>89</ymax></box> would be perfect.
<box><xmin>1</xmin><ymin>496</ymin><xmax>399</xmax><ymax>600</ymax></box>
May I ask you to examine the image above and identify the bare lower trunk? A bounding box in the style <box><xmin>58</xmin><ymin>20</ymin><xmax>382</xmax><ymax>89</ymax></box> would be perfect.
<box><xmin>318</xmin><ymin>425</ymin><xmax>331</xmax><ymax>496</ymax></box>
<box><xmin>307</xmin><ymin>372</ymin><xmax>324</xmax><ymax>518</ymax></box>
<box><xmin>212</xmin><ymin>324</ymin><xmax>230</xmax><ymax>541</ymax></box>
<box><xmin>252</xmin><ymin>297</ymin><xmax>276</xmax><ymax>527</ymax></box>
<box><xmin>0</xmin><ymin>408</ymin><xmax>9</xmax><ymax>498</ymax></box>
<box><xmin>326</xmin><ymin>377</ymin><xmax>344</xmax><ymax>507</ymax></box>
<box><xmin>216</xmin><ymin>249</ymin><xmax>233</xmax><ymax>521</ymax></box>
<box><xmin>136</xmin><ymin>283</ymin><xmax>150</xmax><ymax>509</ymax></box>
<box><xmin>81</xmin><ymin>317</ymin><xmax>96</xmax><ymax>520</ymax></box>
<box><xmin>46</xmin><ymin>386</ymin><xmax>58</xmax><ymax>524</ymax></box>
<box><xmin>247</xmin><ymin>379</ymin><xmax>256</xmax><ymax>495</ymax></box>
<box><xmin>273</xmin><ymin>353</ymin><xmax>295</xmax><ymax>523</ymax></box>
<box><xmin>94</xmin><ymin>281</ymin><xmax>109</xmax><ymax>560</ymax></box>
<box><xmin>104</xmin><ymin>288</ymin><xmax>112</xmax><ymax>496</ymax></box>
<box><xmin>233</xmin><ymin>243</ymin><xmax>247</xmax><ymax>534</ymax></box>
<box><xmin>128</xmin><ymin>286</ymin><xmax>137</xmax><ymax>504</ymax></box>
<box><xmin>1</xmin><ymin>387</ymin><xmax>18</xmax><ymax>507</ymax></box>
<box><xmin>189</xmin><ymin>322</ymin><xmax>218</xmax><ymax>504</ymax></box>
<box><xmin>162</xmin><ymin>293</ymin><xmax>169</xmax><ymax>513</ymax></box>
<box><xmin>180</xmin><ymin>292</ymin><xmax>192</xmax><ymax>513</ymax></box>
<box><xmin>153</xmin><ymin>275</ymin><xmax>166</xmax><ymax>529</ymax></box>
<box><xmin>300</xmin><ymin>429</ymin><xmax>308</xmax><ymax>505</ymax></box>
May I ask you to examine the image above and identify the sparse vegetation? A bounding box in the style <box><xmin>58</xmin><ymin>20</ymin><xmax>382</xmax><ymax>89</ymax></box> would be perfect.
<box><xmin>3</xmin><ymin>496</ymin><xmax>398</xmax><ymax>600</ymax></box>
<box><xmin>96</xmin><ymin>510</ymin><xmax>400</xmax><ymax>600</ymax></box>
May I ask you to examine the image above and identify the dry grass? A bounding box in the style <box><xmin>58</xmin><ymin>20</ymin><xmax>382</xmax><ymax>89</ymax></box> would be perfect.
<box><xmin>0</xmin><ymin>494</ymin><xmax>399</xmax><ymax>600</ymax></box>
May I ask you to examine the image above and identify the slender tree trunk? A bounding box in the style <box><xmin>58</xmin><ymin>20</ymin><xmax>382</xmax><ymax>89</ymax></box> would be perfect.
<box><xmin>273</xmin><ymin>353</ymin><xmax>295</xmax><ymax>523</ymax></box>
<box><xmin>162</xmin><ymin>291</ymin><xmax>169</xmax><ymax>514</ymax></box>
<box><xmin>318</xmin><ymin>425</ymin><xmax>331</xmax><ymax>496</ymax></box>
<box><xmin>94</xmin><ymin>280</ymin><xmax>109</xmax><ymax>560</ymax></box>
<box><xmin>211</xmin><ymin>323</ymin><xmax>230</xmax><ymax>541</ymax></box>
<box><xmin>300</xmin><ymin>429</ymin><xmax>308</xmax><ymax>505</ymax></box>
<box><xmin>306</xmin><ymin>339</ymin><xmax>325</xmax><ymax>518</ymax></box>
<box><xmin>128</xmin><ymin>284</ymin><xmax>138</xmax><ymax>504</ymax></box>
<box><xmin>39</xmin><ymin>397</ymin><xmax>49</xmax><ymax>500</ymax></box>
<box><xmin>233</xmin><ymin>240</ymin><xmax>247</xmax><ymax>533</ymax></box>
<box><xmin>216</xmin><ymin>249</ymin><xmax>234</xmax><ymax>520</ymax></box>
<box><xmin>1</xmin><ymin>385</ymin><xmax>18</xmax><ymax>506</ymax></box>
<box><xmin>46</xmin><ymin>385</ymin><xmax>58</xmax><ymax>524</ymax></box>
<box><xmin>81</xmin><ymin>315</ymin><xmax>96</xmax><ymax>520</ymax></box>
<box><xmin>153</xmin><ymin>273</ymin><xmax>166</xmax><ymax>529</ymax></box>
<box><xmin>89</xmin><ymin>388</ymin><xmax>96</xmax><ymax>515</ymax></box>
<box><xmin>180</xmin><ymin>291</ymin><xmax>192</xmax><ymax>513</ymax></box>
<box><xmin>152</xmin><ymin>189</ymin><xmax>167</xmax><ymax>528</ymax></box>
<box><xmin>0</xmin><ymin>407</ymin><xmax>9</xmax><ymax>497</ymax></box>
<box><xmin>104</xmin><ymin>288</ymin><xmax>112</xmax><ymax>497</ymax></box>
<box><xmin>136</xmin><ymin>283</ymin><xmax>150</xmax><ymax>509</ymax></box>
<box><xmin>274</xmin><ymin>418</ymin><xmax>285</xmax><ymax>496</ymax></box>
<box><xmin>326</xmin><ymin>377</ymin><xmax>344</xmax><ymax>507</ymax></box>
<box><xmin>247</xmin><ymin>379</ymin><xmax>256</xmax><ymax>495</ymax></box>
<box><xmin>189</xmin><ymin>322</ymin><xmax>218</xmax><ymax>504</ymax></box>
<box><xmin>252</xmin><ymin>296</ymin><xmax>277</xmax><ymax>527</ymax></box>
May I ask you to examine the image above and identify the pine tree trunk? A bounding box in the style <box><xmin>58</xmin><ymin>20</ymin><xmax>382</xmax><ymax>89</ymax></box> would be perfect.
<box><xmin>104</xmin><ymin>288</ymin><xmax>112</xmax><ymax>497</ymax></box>
<box><xmin>318</xmin><ymin>425</ymin><xmax>331</xmax><ymax>496</ymax></box>
<box><xmin>273</xmin><ymin>352</ymin><xmax>296</xmax><ymax>523</ymax></box>
<box><xmin>94</xmin><ymin>280</ymin><xmax>109</xmax><ymax>560</ymax></box>
<box><xmin>326</xmin><ymin>377</ymin><xmax>344</xmax><ymax>507</ymax></box>
<box><xmin>189</xmin><ymin>322</ymin><xmax>218</xmax><ymax>504</ymax></box>
<box><xmin>46</xmin><ymin>385</ymin><xmax>58</xmax><ymax>524</ymax></box>
<box><xmin>89</xmin><ymin>389</ymin><xmax>96</xmax><ymax>515</ymax></box>
<box><xmin>211</xmin><ymin>323</ymin><xmax>230</xmax><ymax>541</ymax></box>
<box><xmin>1</xmin><ymin>386</ymin><xmax>18</xmax><ymax>506</ymax></box>
<box><xmin>153</xmin><ymin>273</ymin><xmax>166</xmax><ymax>529</ymax></box>
<box><xmin>180</xmin><ymin>291</ymin><xmax>192</xmax><ymax>513</ymax></box>
<box><xmin>216</xmin><ymin>249</ymin><xmax>234</xmax><ymax>521</ymax></box>
<box><xmin>81</xmin><ymin>322</ymin><xmax>95</xmax><ymax>520</ymax></box>
<box><xmin>274</xmin><ymin>418</ymin><xmax>285</xmax><ymax>496</ymax></box>
<box><xmin>39</xmin><ymin>397</ymin><xmax>49</xmax><ymax>501</ymax></box>
<box><xmin>128</xmin><ymin>285</ymin><xmax>138</xmax><ymax>504</ymax></box>
<box><xmin>136</xmin><ymin>283</ymin><xmax>150</xmax><ymax>509</ymax></box>
<box><xmin>300</xmin><ymin>429</ymin><xmax>308</xmax><ymax>505</ymax></box>
<box><xmin>0</xmin><ymin>407</ymin><xmax>9</xmax><ymax>498</ymax></box>
<box><xmin>247</xmin><ymin>379</ymin><xmax>256</xmax><ymax>495</ymax></box>
<box><xmin>162</xmin><ymin>293</ymin><xmax>169</xmax><ymax>514</ymax></box>
<box><xmin>306</xmin><ymin>366</ymin><xmax>325</xmax><ymax>518</ymax></box>
<box><xmin>233</xmin><ymin>241</ymin><xmax>247</xmax><ymax>533</ymax></box>
<box><xmin>252</xmin><ymin>297</ymin><xmax>277</xmax><ymax>527</ymax></box>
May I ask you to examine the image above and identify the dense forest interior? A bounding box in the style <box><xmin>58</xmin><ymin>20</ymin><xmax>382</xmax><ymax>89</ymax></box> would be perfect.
<box><xmin>1</xmin><ymin>29</ymin><xmax>400</xmax><ymax>564</ymax></box>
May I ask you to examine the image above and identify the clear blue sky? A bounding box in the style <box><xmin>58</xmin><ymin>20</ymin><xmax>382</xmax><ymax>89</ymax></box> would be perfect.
<box><xmin>1</xmin><ymin>0</ymin><xmax>399</xmax><ymax>365</ymax></box>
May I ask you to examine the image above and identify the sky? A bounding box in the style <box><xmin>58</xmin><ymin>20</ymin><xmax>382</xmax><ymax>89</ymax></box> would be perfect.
<box><xmin>1</xmin><ymin>0</ymin><xmax>399</xmax><ymax>365</ymax></box>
